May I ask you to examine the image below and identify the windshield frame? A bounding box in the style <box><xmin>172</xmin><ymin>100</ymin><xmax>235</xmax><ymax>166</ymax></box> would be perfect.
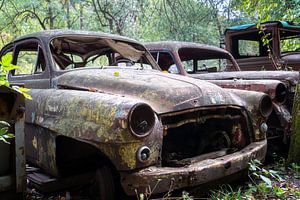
<box><xmin>48</xmin><ymin>35</ymin><xmax>161</xmax><ymax>72</ymax></box>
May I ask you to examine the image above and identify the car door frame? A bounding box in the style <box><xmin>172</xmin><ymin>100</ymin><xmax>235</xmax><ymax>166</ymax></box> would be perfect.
<box><xmin>4</xmin><ymin>38</ymin><xmax>51</xmax><ymax>89</ymax></box>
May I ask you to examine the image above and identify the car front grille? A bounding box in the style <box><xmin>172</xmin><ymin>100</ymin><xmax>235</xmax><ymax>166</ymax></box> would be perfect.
<box><xmin>159</xmin><ymin>105</ymin><xmax>253</xmax><ymax>167</ymax></box>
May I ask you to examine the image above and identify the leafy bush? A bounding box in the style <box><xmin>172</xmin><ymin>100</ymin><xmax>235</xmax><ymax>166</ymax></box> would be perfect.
<box><xmin>0</xmin><ymin>54</ymin><xmax>30</xmax><ymax>143</ymax></box>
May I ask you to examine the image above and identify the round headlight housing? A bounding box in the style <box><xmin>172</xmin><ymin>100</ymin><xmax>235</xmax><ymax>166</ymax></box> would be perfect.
<box><xmin>275</xmin><ymin>83</ymin><xmax>287</xmax><ymax>104</ymax></box>
<box><xmin>128</xmin><ymin>103</ymin><xmax>155</xmax><ymax>137</ymax></box>
<box><xmin>259</xmin><ymin>94</ymin><xmax>273</xmax><ymax>117</ymax></box>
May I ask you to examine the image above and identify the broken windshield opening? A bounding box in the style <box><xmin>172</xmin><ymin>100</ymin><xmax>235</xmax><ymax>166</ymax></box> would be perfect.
<box><xmin>50</xmin><ymin>36</ymin><xmax>154</xmax><ymax>70</ymax></box>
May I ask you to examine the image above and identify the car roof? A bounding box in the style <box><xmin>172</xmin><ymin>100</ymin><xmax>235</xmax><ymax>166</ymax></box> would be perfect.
<box><xmin>145</xmin><ymin>41</ymin><xmax>230</xmax><ymax>55</ymax></box>
<box><xmin>226</xmin><ymin>21</ymin><xmax>300</xmax><ymax>33</ymax></box>
<box><xmin>13</xmin><ymin>29</ymin><xmax>140</xmax><ymax>45</ymax></box>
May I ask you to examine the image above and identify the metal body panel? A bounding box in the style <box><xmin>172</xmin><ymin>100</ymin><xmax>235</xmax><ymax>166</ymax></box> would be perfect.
<box><xmin>121</xmin><ymin>140</ymin><xmax>267</xmax><ymax>195</ymax></box>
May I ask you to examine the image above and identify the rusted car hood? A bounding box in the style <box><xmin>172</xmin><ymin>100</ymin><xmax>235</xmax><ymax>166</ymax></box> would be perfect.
<box><xmin>193</xmin><ymin>71</ymin><xmax>299</xmax><ymax>86</ymax></box>
<box><xmin>56</xmin><ymin>68</ymin><xmax>238</xmax><ymax>114</ymax></box>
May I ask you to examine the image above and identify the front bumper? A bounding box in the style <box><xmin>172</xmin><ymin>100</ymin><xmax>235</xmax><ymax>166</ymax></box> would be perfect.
<box><xmin>120</xmin><ymin>140</ymin><xmax>267</xmax><ymax>195</ymax></box>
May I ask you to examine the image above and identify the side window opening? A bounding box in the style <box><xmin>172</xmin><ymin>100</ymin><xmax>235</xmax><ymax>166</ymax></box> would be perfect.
<box><xmin>152</xmin><ymin>51</ymin><xmax>178</xmax><ymax>73</ymax></box>
<box><xmin>178</xmin><ymin>47</ymin><xmax>230</xmax><ymax>73</ymax></box>
<box><xmin>231</xmin><ymin>31</ymin><xmax>272</xmax><ymax>58</ymax></box>
<box><xmin>14</xmin><ymin>42</ymin><xmax>46</xmax><ymax>75</ymax></box>
<box><xmin>181</xmin><ymin>60</ymin><xmax>194</xmax><ymax>72</ymax></box>
<box><xmin>238</xmin><ymin>40</ymin><xmax>260</xmax><ymax>57</ymax></box>
<box><xmin>150</xmin><ymin>52</ymin><xmax>158</xmax><ymax>62</ymax></box>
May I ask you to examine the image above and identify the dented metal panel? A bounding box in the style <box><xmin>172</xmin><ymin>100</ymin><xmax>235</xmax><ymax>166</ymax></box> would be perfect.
<box><xmin>121</xmin><ymin>140</ymin><xmax>267</xmax><ymax>195</ymax></box>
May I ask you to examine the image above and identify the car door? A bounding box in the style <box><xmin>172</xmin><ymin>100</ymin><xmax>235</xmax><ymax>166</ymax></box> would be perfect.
<box><xmin>1</xmin><ymin>39</ymin><xmax>51</xmax><ymax>163</ymax></box>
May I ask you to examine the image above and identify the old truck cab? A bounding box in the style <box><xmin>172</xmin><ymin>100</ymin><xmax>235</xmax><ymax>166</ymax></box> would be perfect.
<box><xmin>225</xmin><ymin>21</ymin><xmax>300</xmax><ymax>71</ymax></box>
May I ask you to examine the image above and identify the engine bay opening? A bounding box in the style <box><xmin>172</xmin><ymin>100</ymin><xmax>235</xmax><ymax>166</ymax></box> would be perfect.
<box><xmin>160</xmin><ymin>106</ymin><xmax>252</xmax><ymax>167</ymax></box>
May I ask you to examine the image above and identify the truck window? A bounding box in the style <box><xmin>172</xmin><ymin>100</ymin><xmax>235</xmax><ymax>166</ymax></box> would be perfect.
<box><xmin>230</xmin><ymin>30</ymin><xmax>271</xmax><ymax>58</ymax></box>
<box><xmin>280</xmin><ymin>30</ymin><xmax>300</xmax><ymax>52</ymax></box>
<box><xmin>238</xmin><ymin>40</ymin><xmax>260</xmax><ymax>57</ymax></box>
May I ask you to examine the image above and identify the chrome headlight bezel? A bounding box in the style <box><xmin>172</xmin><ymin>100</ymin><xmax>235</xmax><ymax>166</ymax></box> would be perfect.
<box><xmin>128</xmin><ymin>103</ymin><xmax>155</xmax><ymax>137</ymax></box>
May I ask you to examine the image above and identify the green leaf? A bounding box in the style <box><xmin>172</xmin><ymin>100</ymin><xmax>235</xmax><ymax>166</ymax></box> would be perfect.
<box><xmin>2</xmin><ymin>63</ymin><xmax>20</xmax><ymax>71</ymax></box>
<box><xmin>0</xmin><ymin>80</ymin><xmax>9</xmax><ymax>86</ymax></box>
<box><xmin>3</xmin><ymin>133</ymin><xmax>14</xmax><ymax>138</ymax></box>
<box><xmin>22</xmin><ymin>92</ymin><xmax>32</xmax><ymax>100</ymax></box>
<box><xmin>273</xmin><ymin>186</ymin><xmax>286</xmax><ymax>198</ymax></box>
<box><xmin>0</xmin><ymin>137</ymin><xmax>10</xmax><ymax>144</ymax></box>
<box><xmin>1</xmin><ymin>54</ymin><xmax>12</xmax><ymax>65</ymax></box>
<box><xmin>0</xmin><ymin>121</ymin><xmax>10</xmax><ymax>128</ymax></box>
<box><xmin>18</xmin><ymin>87</ymin><xmax>30</xmax><ymax>93</ymax></box>
<box><xmin>294</xmin><ymin>190</ymin><xmax>300</xmax><ymax>196</ymax></box>
<box><xmin>260</xmin><ymin>175</ymin><xmax>272</xmax><ymax>188</ymax></box>
<box><xmin>12</xmin><ymin>86</ymin><xmax>32</xmax><ymax>100</ymax></box>
<box><xmin>0</xmin><ymin>126</ymin><xmax>9</xmax><ymax>134</ymax></box>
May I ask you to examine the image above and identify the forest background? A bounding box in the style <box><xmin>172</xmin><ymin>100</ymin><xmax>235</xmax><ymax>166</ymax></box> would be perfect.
<box><xmin>0</xmin><ymin>0</ymin><xmax>298</xmax><ymax>48</ymax></box>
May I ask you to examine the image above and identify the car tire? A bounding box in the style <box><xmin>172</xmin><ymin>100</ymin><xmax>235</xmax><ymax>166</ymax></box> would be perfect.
<box><xmin>92</xmin><ymin>166</ymin><xmax>116</xmax><ymax>200</ymax></box>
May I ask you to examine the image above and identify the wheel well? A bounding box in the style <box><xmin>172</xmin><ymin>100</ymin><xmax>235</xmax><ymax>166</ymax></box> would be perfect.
<box><xmin>56</xmin><ymin>136</ymin><xmax>115</xmax><ymax>177</ymax></box>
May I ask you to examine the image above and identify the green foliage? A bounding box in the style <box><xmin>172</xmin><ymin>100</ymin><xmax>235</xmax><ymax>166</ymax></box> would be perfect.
<box><xmin>235</xmin><ymin>0</ymin><xmax>300</xmax><ymax>22</ymax></box>
<box><xmin>289</xmin><ymin>162</ymin><xmax>300</xmax><ymax>179</ymax></box>
<box><xmin>208</xmin><ymin>159</ymin><xmax>300</xmax><ymax>199</ymax></box>
<box><xmin>0</xmin><ymin>0</ymin><xmax>256</xmax><ymax>47</ymax></box>
<box><xmin>210</xmin><ymin>185</ymin><xmax>244</xmax><ymax>200</ymax></box>
<box><xmin>0</xmin><ymin>54</ymin><xmax>31</xmax><ymax>99</ymax></box>
<box><xmin>0</xmin><ymin>54</ymin><xmax>31</xmax><ymax>143</ymax></box>
<box><xmin>0</xmin><ymin>121</ymin><xmax>14</xmax><ymax>144</ymax></box>
<box><xmin>249</xmin><ymin>159</ymin><xmax>300</xmax><ymax>199</ymax></box>
<box><xmin>0</xmin><ymin>54</ymin><xmax>19</xmax><ymax>86</ymax></box>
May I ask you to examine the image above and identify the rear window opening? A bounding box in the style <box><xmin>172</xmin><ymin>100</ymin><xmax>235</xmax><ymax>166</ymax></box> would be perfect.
<box><xmin>178</xmin><ymin>48</ymin><xmax>234</xmax><ymax>73</ymax></box>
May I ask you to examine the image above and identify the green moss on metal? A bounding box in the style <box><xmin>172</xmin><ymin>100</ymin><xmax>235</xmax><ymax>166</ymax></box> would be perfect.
<box><xmin>288</xmin><ymin>75</ymin><xmax>300</xmax><ymax>164</ymax></box>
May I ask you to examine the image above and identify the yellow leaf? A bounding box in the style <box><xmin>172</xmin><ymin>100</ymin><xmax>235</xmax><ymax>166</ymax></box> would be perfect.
<box><xmin>18</xmin><ymin>87</ymin><xmax>30</xmax><ymax>93</ymax></box>
<box><xmin>114</xmin><ymin>71</ymin><xmax>120</xmax><ymax>77</ymax></box>
<box><xmin>22</xmin><ymin>93</ymin><xmax>32</xmax><ymax>100</ymax></box>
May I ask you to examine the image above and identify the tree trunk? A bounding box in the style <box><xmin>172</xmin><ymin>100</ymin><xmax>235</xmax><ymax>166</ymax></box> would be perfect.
<box><xmin>66</xmin><ymin>0</ymin><xmax>71</xmax><ymax>29</ymax></box>
<box><xmin>80</xmin><ymin>4</ymin><xmax>84</xmax><ymax>30</ymax></box>
<box><xmin>46</xmin><ymin>0</ymin><xmax>54</xmax><ymax>29</ymax></box>
<box><xmin>288</xmin><ymin>73</ymin><xmax>300</xmax><ymax>164</ymax></box>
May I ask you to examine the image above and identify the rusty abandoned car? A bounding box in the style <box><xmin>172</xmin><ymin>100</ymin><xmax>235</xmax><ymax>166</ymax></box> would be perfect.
<box><xmin>145</xmin><ymin>41</ymin><xmax>297</xmax><ymax>153</ymax></box>
<box><xmin>224</xmin><ymin>21</ymin><xmax>300</xmax><ymax>71</ymax></box>
<box><xmin>0</xmin><ymin>30</ymin><xmax>272</xmax><ymax>198</ymax></box>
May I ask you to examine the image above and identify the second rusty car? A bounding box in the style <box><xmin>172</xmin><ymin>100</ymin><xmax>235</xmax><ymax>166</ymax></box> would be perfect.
<box><xmin>1</xmin><ymin>30</ymin><xmax>270</xmax><ymax>199</ymax></box>
<box><xmin>145</xmin><ymin>41</ymin><xmax>295</xmax><ymax>154</ymax></box>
